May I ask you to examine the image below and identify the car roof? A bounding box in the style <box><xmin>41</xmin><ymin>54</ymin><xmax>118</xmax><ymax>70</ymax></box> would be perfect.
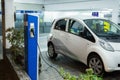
<box><xmin>55</xmin><ymin>16</ymin><xmax>107</xmax><ymax>21</ymax></box>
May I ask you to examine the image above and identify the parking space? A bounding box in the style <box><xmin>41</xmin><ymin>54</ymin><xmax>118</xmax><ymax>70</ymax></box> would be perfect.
<box><xmin>39</xmin><ymin>33</ymin><xmax>120</xmax><ymax>80</ymax></box>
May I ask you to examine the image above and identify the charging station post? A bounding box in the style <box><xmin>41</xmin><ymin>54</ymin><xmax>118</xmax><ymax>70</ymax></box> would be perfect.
<box><xmin>24</xmin><ymin>14</ymin><xmax>39</xmax><ymax>80</ymax></box>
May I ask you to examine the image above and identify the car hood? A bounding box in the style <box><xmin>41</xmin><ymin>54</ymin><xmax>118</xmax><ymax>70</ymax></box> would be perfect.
<box><xmin>109</xmin><ymin>42</ymin><xmax>120</xmax><ymax>51</ymax></box>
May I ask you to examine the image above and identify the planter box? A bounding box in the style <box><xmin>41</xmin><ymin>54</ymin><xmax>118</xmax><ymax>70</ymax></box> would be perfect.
<box><xmin>7</xmin><ymin>54</ymin><xmax>31</xmax><ymax>80</ymax></box>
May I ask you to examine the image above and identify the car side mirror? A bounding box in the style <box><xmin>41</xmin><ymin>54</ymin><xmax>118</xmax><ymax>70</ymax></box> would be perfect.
<box><xmin>79</xmin><ymin>31</ymin><xmax>84</xmax><ymax>37</ymax></box>
<box><xmin>79</xmin><ymin>27</ymin><xmax>86</xmax><ymax>37</ymax></box>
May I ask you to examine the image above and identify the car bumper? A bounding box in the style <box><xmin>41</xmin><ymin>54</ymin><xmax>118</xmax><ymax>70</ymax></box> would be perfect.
<box><xmin>101</xmin><ymin>50</ymin><xmax>120</xmax><ymax>72</ymax></box>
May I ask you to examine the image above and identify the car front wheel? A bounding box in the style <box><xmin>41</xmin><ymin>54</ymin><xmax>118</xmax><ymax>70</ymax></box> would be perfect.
<box><xmin>48</xmin><ymin>43</ymin><xmax>57</xmax><ymax>59</ymax></box>
<box><xmin>88</xmin><ymin>54</ymin><xmax>104</xmax><ymax>75</ymax></box>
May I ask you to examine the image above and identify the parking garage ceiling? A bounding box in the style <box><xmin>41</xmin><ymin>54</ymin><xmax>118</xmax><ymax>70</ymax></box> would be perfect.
<box><xmin>13</xmin><ymin>0</ymin><xmax>101</xmax><ymax>4</ymax></box>
<box><xmin>44</xmin><ymin>0</ymin><xmax>101</xmax><ymax>4</ymax></box>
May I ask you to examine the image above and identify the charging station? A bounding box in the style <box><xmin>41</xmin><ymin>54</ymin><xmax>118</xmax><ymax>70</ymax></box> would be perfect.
<box><xmin>24</xmin><ymin>14</ymin><xmax>39</xmax><ymax>80</ymax></box>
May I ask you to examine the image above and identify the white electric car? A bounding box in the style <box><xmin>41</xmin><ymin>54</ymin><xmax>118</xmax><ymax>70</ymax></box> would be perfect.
<box><xmin>47</xmin><ymin>17</ymin><xmax>120</xmax><ymax>75</ymax></box>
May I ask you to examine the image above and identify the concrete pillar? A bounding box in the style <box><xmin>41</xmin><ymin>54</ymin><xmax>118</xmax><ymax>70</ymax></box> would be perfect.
<box><xmin>112</xmin><ymin>8</ymin><xmax>119</xmax><ymax>24</ymax></box>
<box><xmin>5</xmin><ymin>0</ymin><xmax>15</xmax><ymax>28</ymax></box>
<box><xmin>2</xmin><ymin>0</ymin><xmax>15</xmax><ymax>49</ymax></box>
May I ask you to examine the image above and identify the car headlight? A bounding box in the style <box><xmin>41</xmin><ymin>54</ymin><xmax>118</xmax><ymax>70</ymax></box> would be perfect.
<box><xmin>99</xmin><ymin>39</ymin><xmax>114</xmax><ymax>52</ymax></box>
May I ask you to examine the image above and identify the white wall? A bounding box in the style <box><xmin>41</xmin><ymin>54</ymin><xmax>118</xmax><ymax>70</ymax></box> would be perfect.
<box><xmin>14</xmin><ymin>0</ymin><xmax>43</xmax><ymax>4</ymax></box>
<box><xmin>14</xmin><ymin>3</ymin><xmax>43</xmax><ymax>11</ymax></box>
<box><xmin>0</xmin><ymin>1</ymin><xmax>43</xmax><ymax>12</ymax></box>
<box><xmin>14</xmin><ymin>0</ymin><xmax>44</xmax><ymax>11</ymax></box>
<box><xmin>45</xmin><ymin>0</ymin><xmax>120</xmax><ymax>23</ymax></box>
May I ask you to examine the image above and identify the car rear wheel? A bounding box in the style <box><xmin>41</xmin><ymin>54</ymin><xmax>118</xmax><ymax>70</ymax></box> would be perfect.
<box><xmin>48</xmin><ymin>43</ymin><xmax>57</xmax><ymax>59</ymax></box>
<box><xmin>88</xmin><ymin>54</ymin><xmax>104</xmax><ymax>75</ymax></box>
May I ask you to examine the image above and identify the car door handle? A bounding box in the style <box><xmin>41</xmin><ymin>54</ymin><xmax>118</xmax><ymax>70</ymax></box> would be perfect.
<box><xmin>87</xmin><ymin>43</ymin><xmax>89</xmax><ymax>45</ymax></box>
<box><xmin>67</xmin><ymin>34</ymin><xmax>70</xmax><ymax>38</ymax></box>
<box><xmin>66</xmin><ymin>35</ymin><xmax>70</xmax><ymax>40</ymax></box>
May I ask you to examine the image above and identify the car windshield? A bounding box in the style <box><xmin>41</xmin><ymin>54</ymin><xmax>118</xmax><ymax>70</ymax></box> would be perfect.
<box><xmin>84</xmin><ymin>19</ymin><xmax>120</xmax><ymax>37</ymax></box>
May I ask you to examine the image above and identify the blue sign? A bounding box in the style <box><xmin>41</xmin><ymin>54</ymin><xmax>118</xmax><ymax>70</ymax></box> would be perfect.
<box><xmin>24</xmin><ymin>14</ymin><xmax>39</xmax><ymax>80</ymax></box>
<box><xmin>92</xmin><ymin>12</ymin><xmax>99</xmax><ymax>17</ymax></box>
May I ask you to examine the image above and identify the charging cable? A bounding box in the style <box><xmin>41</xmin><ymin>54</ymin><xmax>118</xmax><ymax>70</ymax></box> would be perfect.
<box><xmin>37</xmin><ymin>42</ymin><xmax>64</xmax><ymax>79</ymax></box>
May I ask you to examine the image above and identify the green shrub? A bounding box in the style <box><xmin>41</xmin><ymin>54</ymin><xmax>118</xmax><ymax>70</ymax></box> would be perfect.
<box><xmin>6</xmin><ymin>27</ymin><xmax>24</xmax><ymax>55</ymax></box>
<box><xmin>6</xmin><ymin>27</ymin><xmax>24</xmax><ymax>65</ymax></box>
<box><xmin>59</xmin><ymin>68</ymin><xmax>103</xmax><ymax>80</ymax></box>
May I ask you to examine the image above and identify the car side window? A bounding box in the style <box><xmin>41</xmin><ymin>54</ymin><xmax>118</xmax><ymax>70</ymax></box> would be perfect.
<box><xmin>82</xmin><ymin>27</ymin><xmax>95</xmax><ymax>42</ymax></box>
<box><xmin>54</xmin><ymin>19</ymin><xmax>67</xmax><ymax>31</ymax></box>
<box><xmin>68</xmin><ymin>19</ymin><xmax>84</xmax><ymax>35</ymax></box>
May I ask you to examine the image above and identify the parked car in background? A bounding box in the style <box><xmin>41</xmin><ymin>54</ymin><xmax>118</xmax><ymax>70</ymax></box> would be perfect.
<box><xmin>47</xmin><ymin>17</ymin><xmax>120</xmax><ymax>75</ymax></box>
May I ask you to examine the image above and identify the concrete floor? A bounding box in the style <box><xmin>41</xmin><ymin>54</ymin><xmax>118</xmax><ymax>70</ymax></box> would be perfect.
<box><xmin>39</xmin><ymin>33</ymin><xmax>120</xmax><ymax>80</ymax></box>
<box><xmin>0</xmin><ymin>33</ymin><xmax>120</xmax><ymax>80</ymax></box>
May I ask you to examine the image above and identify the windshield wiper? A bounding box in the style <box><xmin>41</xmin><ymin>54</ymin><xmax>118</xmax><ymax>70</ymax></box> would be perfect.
<box><xmin>106</xmin><ymin>32</ymin><xmax>120</xmax><ymax>37</ymax></box>
<box><xmin>109</xmin><ymin>34</ymin><xmax>120</xmax><ymax>37</ymax></box>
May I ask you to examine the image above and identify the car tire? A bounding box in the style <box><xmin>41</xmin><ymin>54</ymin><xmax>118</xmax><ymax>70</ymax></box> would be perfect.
<box><xmin>48</xmin><ymin>43</ymin><xmax>57</xmax><ymax>59</ymax></box>
<box><xmin>88</xmin><ymin>54</ymin><xmax>104</xmax><ymax>75</ymax></box>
